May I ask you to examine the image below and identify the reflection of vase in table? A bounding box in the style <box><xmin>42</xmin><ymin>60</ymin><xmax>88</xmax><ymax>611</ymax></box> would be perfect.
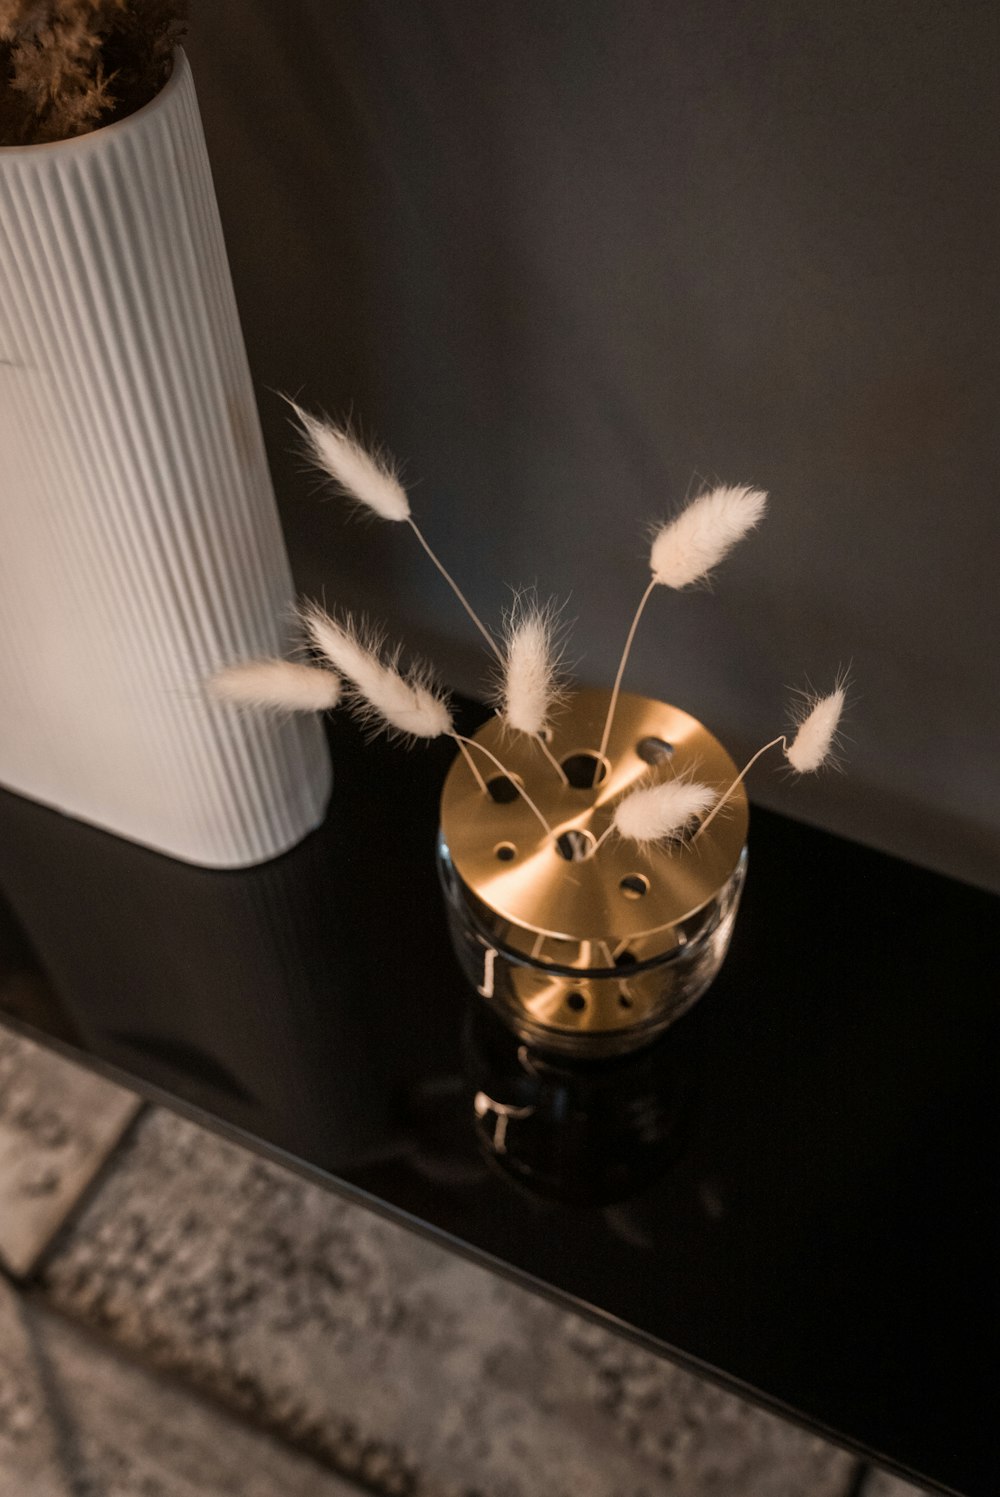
<box><xmin>0</xmin><ymin>775</ymin><xmax>391</xmax><ymax>1171</ymax></box>
<box><xmin>464</xmin><ymin>1002</ymin><xmax>695</xmax><ymax>1206</ymax></box>
<box><xmin>0</xmin><ymin>50</ymin><xmax>329</xmax><ymax>867</ymax></box>
<box><xmin>438</xmin><ymin>688</ymin><xmax>748</xmax><ymax>1060</ymax></box>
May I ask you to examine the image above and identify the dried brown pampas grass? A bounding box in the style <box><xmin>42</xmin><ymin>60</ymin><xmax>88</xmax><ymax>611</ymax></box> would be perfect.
<box><xmin>0</xmin><ymin>0</ymin><xmax>187</xmax><ymax>146</ymax></box>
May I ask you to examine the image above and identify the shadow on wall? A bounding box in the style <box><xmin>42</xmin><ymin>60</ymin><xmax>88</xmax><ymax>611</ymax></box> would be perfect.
<box><xmin>186</xmin><ymin>0</ymin><xmax>1000</xmax><ymax>892</ymax></box>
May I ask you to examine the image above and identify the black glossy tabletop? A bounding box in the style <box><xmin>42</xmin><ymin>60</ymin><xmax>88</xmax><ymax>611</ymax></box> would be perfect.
<box><xmin>0</xmin><ymin>710</ymin><xmax>997</xmax><ymax>1497</ymax></box>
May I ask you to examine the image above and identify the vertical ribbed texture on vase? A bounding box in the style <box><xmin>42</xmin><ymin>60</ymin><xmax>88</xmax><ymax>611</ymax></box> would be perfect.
<box><xmin>0</xmin><ymin>52</ymin><xmax>330</xmax><ymax>867</ymax></box>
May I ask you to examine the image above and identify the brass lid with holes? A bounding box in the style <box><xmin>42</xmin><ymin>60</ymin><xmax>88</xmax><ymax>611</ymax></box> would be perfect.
<box><xmin>440</xmin><ymin>688</ymin><xmax>748</xmax><ymax>952</ymax></box>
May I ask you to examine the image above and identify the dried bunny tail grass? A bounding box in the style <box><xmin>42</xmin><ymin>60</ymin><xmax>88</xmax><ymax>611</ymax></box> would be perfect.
<box><xmin>386</xmin><ymin>656</ymin><xmax>455</xmax><ymax>741</ymax></box>
<box><xmin>301</xmin><ymin>604</ymin><xmax>452</xmax><ymax>742</ymax></box>
<box><xmin>285</xmin><ymin>395</ymin><xmax>500</xmax><ymax>658</ymax></box>
<box><xmin>695</xmin><ymin>672</ymin><xmax>850</xmax><ymax>843</ymax></box>
<box><xmin>209</xmin><ymin>659</ymin><xmax>341</xmax><ymax>715</ymax></box>
<box><xmin>612</xmin><ymin>777</ymin><xmax>718</xmax><ymax>847</ymax></box>
<box><xmin>302</xmin><ymin>604</ymin><xmax>386</xmax><ymax>688</ymax></box>
<box><xmin>785</xmin><ymin>679</ymin><xmax>848</xmax><ymax>773</ymax></box>
<box><xmin>649</xmin><ymin>484</ymin><xmax>768</xmax><ymax>590</ymax></box>
<box><xmin>284</xmin><ymin>398</ymin><xmax>410</xmax><ymax>522</ymax></box>
<box><xmin>598</xmin><ymin>482</ymin><xmax>767</xmax><ymax>763</ymax></box>
<box><xmin>496</xmin><ymin>594</ymin><xmax>567</xmax><ymax>736</ymax></box>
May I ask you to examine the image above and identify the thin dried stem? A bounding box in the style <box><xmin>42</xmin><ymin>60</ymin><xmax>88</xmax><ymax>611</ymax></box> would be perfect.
<box><xmin>454</xmin><ymin>736</ymin><xmax>489</xmax><ymax>793</ymax></box>
<box><xmin>408</xmin><ymin>518</ymin><xmax>501</xmax><ymax>660</ymax></box>
<box><xmin>451</xmin><ymin>734</ymin><xmax>555</xmax><ymax>836</ymax></box>
<box><xmin>597</xmin><ymin>577</ymin><xmax>657</xmax><ymax>763</ymax></box>
<box><xmin>532</xmin><ymin>732</ymin><xmax>569</xmax><ymax>784</ymax></box>
<box><xmin>693</xmin><ymin>735</ymin><xmax>786</xmax><ymax>842</ymax></box>
<box><xmin>589</xmin><ymin>822</ymin><xmax>615</xmax><ymax>856</ymax></box>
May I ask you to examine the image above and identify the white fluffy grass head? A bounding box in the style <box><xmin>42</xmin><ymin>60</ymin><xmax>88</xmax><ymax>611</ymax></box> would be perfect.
<box><xmin>210</xmin><ymin>659</ymin><xmax>341</xmax><ymax>714</ymax></box>
<box><xmin>302</xmin><ymin>605</ymin><xmax>452</xmax><ymax>741</ymax></box>
<box><xmin>495</xmin><ymin>596</ymin><xmax>566</xmax><ymax>736</ymax></box>
<box><xmin>613</xmin><ymin>778</ymin><xmax>717</xmax><ymax>846</ymax></box>
<box><xmin>286</xmin><ymin>398</ymin><xmax>410</xmax><ymax>522</ymax></box>
<box><xmin>649</xmin><ymin>484</ymin><xmax>768</xmax><ymax>589</ymax></box>
<box><xmin>784</xmin><ymin>684</ymin><xmax>846</xmax><ymax>773</ymax></box>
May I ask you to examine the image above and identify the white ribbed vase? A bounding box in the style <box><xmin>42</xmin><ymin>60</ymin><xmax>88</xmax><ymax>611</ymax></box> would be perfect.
<box><xmin>0</xmin><ymin>51</ymin><xmax>330</xmax><ymax>868</ymax></box>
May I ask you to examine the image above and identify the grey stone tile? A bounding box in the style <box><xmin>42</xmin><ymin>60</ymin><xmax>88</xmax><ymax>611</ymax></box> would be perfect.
<box><xmin>0</xmin><ymin>1276</ymin><xmax>364</xmax><ymax>1496</ymax></box>
<box><xmin>41</xmin><ymin>1108</ymin><xmax>856</xmax><ymax>1497</ymax></box>
<box><xmin>0</xmin><ymin>1027</ymin><xmax>140</xmax><ymax>1277</ymax></box>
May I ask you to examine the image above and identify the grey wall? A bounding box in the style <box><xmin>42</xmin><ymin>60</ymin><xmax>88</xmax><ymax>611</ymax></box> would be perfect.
<box><xmin>187</xmin><ymin>1</ymin><xmax>1000</xmax><ymax>892</ymax></box>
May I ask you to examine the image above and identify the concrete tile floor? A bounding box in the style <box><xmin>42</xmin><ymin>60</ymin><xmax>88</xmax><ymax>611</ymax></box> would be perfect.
<box><xmin>0</xmin><ymin>1277</ymin><xmax>360</xmax><ymax>1496</ymax></box>
<box><xmin>0</xmin><ymin>1026</ymin><xmax>931</xmax><ymax>1496</ymax></box>
<box><xmin>0</xmin><ymin>1029</ymin><xmax>138</xmax><ymax>1277</ymax></box>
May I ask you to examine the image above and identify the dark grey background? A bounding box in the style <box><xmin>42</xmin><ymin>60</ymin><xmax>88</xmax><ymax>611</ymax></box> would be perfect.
<box><xmin>186</xmin><ymin>1</ymin><xmax>1000</xmax><ymax>892</ymax></box>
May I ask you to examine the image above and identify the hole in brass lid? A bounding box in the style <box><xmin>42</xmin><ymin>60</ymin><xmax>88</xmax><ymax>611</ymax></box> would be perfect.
<box><xmin>637</xmin><ymin>735</ymin><xmax>674</xmax><ymax>764</ymax></box>
<box><xmin>495</xmin><ymin>842</ymin><xmax>517</xmax><ymax>862</ymax></box>
<box><xmin>487</xmin><ymin>774</ymin><xmax>521</xmax><ymax>804</ymax></box>
<box><xmin>555</xmin><ymin>828</ymin><xmax>596</xmax><ymax>862</ymax></box>
<box><xmin>619</xmin><ymin>873</ymin><xmax>649</xmax><ymax>900</ymax></box>
<box><xmin>561</xmin><ymin>751</ymin><xmax>608</xmax><ymax>789</ymax></box>
<box><xmin>566</xmin><ymin>991</ymin><xmax>587</xmax><ymax>1012</ymax></box>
